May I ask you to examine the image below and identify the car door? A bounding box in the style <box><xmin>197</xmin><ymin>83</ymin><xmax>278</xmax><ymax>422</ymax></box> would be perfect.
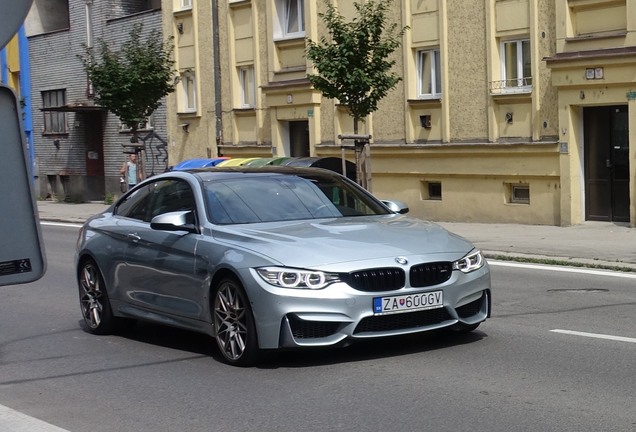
<box><xmin>117</xmin><ymin>178</ymin><xmax>208</xmax><ymax>321</ymax></box>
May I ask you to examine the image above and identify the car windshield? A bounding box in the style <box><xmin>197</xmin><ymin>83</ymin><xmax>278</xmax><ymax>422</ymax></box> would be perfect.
<box><xmin>202</xmin><ymin>173</ymin><xmax>391</xmax><ymax>224</ymax></box>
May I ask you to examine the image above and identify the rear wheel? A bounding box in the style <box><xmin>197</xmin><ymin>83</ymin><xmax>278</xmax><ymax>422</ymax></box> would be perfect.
<box><xmin>212</xmin><ymin>278</ymin><xmax>259</xmax><ymax>366</ymax></box>
<box><xmin>78</xmin><ymin>259</ymin><xmax>130</xmax><ymax>335</ymax></box>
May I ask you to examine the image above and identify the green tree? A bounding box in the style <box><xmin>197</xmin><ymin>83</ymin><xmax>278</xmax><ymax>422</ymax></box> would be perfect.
<box><xmin>305</xmin><ymin>0</ymin><xmax>408</xmax><ymax>134</ymax></box>
<box><xmin>78</xmin><ymin>23</ymin><xmax>176</xmax><ymax>178</ymax></box>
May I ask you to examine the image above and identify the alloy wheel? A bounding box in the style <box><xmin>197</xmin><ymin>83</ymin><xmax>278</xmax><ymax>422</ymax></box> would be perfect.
<box><xmin>213</xmin><ymin>280</ymin><xmax>253</xmax><ymax>363</ymax></box>
<box><xmin>79</xmin><ymin>262</ymin><xmax>104</xmax><ymax>330</ymax></box>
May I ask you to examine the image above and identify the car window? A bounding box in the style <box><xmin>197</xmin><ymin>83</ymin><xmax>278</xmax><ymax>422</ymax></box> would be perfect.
<box><xmin>115</xmin><ymin>184</ymin><xmax>154</xmax><ymax>221</ymax></box>
<box><xmin>115</xmin><ymin>179</ymin><xmax>197</xmax><ymax>223</ymax></box>
<box><xmin>148</xmin><ymin>179</ymin><xmax>197</xmax><ymax>223</ymax></box>
<box><xmin>203</xmin><ymin>173</ymin><xmax>389</xmax><ymax>224</ymax></box>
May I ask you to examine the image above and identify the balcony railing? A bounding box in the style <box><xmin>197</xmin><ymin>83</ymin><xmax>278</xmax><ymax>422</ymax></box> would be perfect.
<box><xmin>489</xmin><ymin>77</ymin><xmax>533</xmax><ymax>95</ymax></box>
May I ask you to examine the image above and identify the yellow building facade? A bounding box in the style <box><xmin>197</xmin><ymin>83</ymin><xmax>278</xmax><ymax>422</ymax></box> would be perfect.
<box><xmin>546</xmin><ymin>0</ymin><xmax>636</xmax><ymax>226</ymax></box>
<box><xmin>2</xmin><ymin>36</ymin><xmax>22</xmax><ymax>94</ymax></box>
<box><xmin>162</xmin><ymin>0</ymin><xmax>219</xmax><ymax>164</ymax></box>
<box><xmin>163</xmin><ymin>0</ymin><xmax>636</xmax><ymax>227</ymax></box>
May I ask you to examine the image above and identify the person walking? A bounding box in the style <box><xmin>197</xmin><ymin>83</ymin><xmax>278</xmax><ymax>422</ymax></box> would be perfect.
<box><xmin>120</xmin><ymin>153</ymin><xmax>140</xmax><ymax>192</ymax></box>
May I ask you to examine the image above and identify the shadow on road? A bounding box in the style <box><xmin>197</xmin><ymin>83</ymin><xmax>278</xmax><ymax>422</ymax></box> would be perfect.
<box><xmin>115</xmin><ymin>320</ymin><xmax>487</xmax><ymax>368</ymax></box>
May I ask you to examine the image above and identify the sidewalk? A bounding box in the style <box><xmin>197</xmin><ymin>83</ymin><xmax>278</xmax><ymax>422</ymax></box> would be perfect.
<box><xmin>36</xmin><ymin>200</ymin><xmax>636</xmax><ymax>272</ymax></box>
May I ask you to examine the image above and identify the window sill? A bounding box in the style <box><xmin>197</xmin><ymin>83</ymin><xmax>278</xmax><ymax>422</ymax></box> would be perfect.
<box><xmin>565</xmin><ymin>30</ymin><xmax>626</xmax><ymax>43</ymax></box>
<box><xmin>177</xmin><ymin>110</ymin><xmax>198</xmax><ymax>117</ymax></box>
<box><xmin>233</xmin><ymin>107</ymin><xmax>256</xmax><ymax>116</ymax></box>
<box><xmin>273</xmin><ymin>35</ymin><xmax>306</xmax><ymax>47</ymax></box>
<box><xmin>229</xmin><ymin>0</ymin><xmax>251</xmax><ymax>6</ymax></box>
<box><xmin>173</xmin><ymin>7</ymin><xmax>192</xmax><ymax>16</ymax></box>
<box><xmin>407</xmin><ymin>98</ymin><xmax>442</xmax><ymax>106</ymax></box>
<box><xmin>119</xmin><ymin>128</ymin><xmax>154</xmax><ymax>133</ymax></box>
<box><xmin>490</xmin><ymin>88</ymin><xmax>532</xmax><ymax>101</ymax></box>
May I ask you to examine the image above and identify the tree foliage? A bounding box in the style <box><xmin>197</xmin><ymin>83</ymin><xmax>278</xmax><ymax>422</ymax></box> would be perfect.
<box><xmin>305</xmin><ymin>0</ymin><xmax>408</xmax><ymax>133</ymax></box>
<box><xmin>78</xmin><ymin>23</ymin><xmax>176</xmax><ymax>136</ymax></box>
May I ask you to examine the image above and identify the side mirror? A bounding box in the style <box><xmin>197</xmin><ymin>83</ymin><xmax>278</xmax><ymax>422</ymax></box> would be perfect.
<box><xmin>150</xmin><ymin>211</ymin><xmax>198</xmax><ymax>233</ymax></box>
<box><xmin>382</xmin><ymin>199</ymin><xmax>409</xmax><ymax>214</ymax></box>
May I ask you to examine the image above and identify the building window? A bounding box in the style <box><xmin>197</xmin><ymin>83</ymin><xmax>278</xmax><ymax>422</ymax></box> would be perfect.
<box><xmin>501</xmin><ymin>39</ymin><xmax>531</xmax><ymax>91</ymax></box>
<box><xmin>275</xmin><ymin>0</ymin><xmax>305</xmax><ymax>39</ymax></box>
<box><xmin>239</xmin><ymin>66</ymin><xmax>255</xmax><ymax>108</ymax></box>
<box><xmin>179</xmin><ymin>71</ymin><xmax>197</xmax><ymax>113</ymax></box>
<box><xmin>421</xmin><ymin>181</ymin><xmax>442</xmax><ymax>201</ymax></box>
<box><xmin>505</xmin><ymin>183</ymin><xmax>530</xmax><ymax>204</ymax></box>
<box><xmin>416</xmin><ymin>49</ymin><xmax>441</xmax><ymax>99</ymax></box>
<box><xmin>180</xmin><ymin>0</ymin><xmax>192</xmax><ymax>9</ymax></box>
<box><xmin>119</xmin><ymin>113</ymin><xmax>154</xmax><ymax>132</ymax></box>
<box><xmin>42</xmin><ymin>90</ymin><xmax>67</xmax><ymax>134</ymax></box>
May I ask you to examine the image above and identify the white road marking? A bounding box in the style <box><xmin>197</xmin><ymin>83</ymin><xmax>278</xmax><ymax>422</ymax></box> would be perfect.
<box><xmin>550</xmin><ymin>329</ymin><xmax>636</xmax><ymax>344</ymax></box>
<box><xmin>488</xmin><ymin>260</ymin><xmax>636</xmax><ymax>279</ymax></box>
<box><xmin>40</xmin><ymin>221</ymin><xmax>83</xmax><ymax>228</ymax></box>
<box><xmin>0</xmin><ymin>404</ymin><xmax>71</xmax><ymax>432</ymax></box>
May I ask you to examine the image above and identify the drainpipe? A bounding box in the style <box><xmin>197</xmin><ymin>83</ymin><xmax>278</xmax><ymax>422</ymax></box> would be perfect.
<box><xmin>211</xmin><ymin>0</ymin><xmax>222</xmax><ymax>155</ymax></box>
<box><xmin>85</xmin><ymin>0</ymin><xmax>94</xmax><ymax>96</ymax></box>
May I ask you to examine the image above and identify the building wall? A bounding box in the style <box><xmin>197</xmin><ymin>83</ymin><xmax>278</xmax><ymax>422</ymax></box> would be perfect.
<box><xmin>163</xmin><ymin>0</ymin><xmax>218</xmax><ymax>165</ymax></box>
<box><xmin>1</xmin><ymin>36</ymin><xmax>21</xmax><ymax>92</ymax></box>
<box><xmin>28</xmin><ymin>0</ymin><xmax>167</xmax><ymax>201</ymax></box>
<box><xmin>548</xmin><ymin>0</ymin><xmax>636</xmax><ymax>227</ymax></box>
<box><xmin>167</xmin><ymin>0</ymin><xmax>636</xmax><ymax>226</ymax></box>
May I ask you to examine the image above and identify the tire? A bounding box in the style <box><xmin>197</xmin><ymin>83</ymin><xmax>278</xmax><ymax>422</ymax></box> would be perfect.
<box><xmin>78</xmin><ymin>259</ymin><xmax>130</xmax><ymax>335</ymax></box>
<box><xmin>212</xmin><ymin>278</ymin><xmax>260</xmax><ymax>366</ymax></box>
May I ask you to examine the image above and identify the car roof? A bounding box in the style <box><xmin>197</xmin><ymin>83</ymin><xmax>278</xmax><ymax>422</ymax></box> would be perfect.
<box><xmin>181</xmin><ymin>165</ymin><xmax>345</xmax><ymax>181</ymax></box>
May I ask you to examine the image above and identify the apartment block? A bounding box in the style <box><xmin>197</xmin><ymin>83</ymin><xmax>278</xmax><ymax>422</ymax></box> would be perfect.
<box><xmin>27</xmin><ymin>0</ymin><xmax>167</xmax><ymax>201</ymax></box>
<box><xmin>163</xmin><ymin>0</ymin><xmax>636</xmax><ymax>227</ymax></box>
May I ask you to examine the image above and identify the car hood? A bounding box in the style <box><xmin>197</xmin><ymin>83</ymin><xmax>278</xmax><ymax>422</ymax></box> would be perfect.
<box><xmin>211</xmin><ymin>215</ymin><xmax>474</xmax><ymax>267</ymax></box>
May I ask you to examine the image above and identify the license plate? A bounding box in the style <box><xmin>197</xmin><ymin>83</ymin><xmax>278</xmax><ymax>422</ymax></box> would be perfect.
<box><xmin>373</xmin><ymin>291</ymin><xmax>443</xmax><ymax>315</ymax></box>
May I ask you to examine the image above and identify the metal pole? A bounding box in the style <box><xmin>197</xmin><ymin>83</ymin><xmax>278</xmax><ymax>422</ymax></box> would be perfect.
<box><xmin>364</xmin><ymin>141</ymin><xmax>372</xmax><ymax>193</ymax></box>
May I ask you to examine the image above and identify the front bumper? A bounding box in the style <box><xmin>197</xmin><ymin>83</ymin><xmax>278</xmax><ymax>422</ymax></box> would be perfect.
<box><xmin>243</xmin><ymin>264</ymin><xmax>491</xmax><ymax>349</ymax></box>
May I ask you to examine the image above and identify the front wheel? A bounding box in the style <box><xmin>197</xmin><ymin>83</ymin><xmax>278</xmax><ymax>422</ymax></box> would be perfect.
<box><xmin>212</xmin><ymin>278</ymin><xmax>260</xmax><ymax>366</ymax></box>
<box><xmin>78</xmin><ymin>259</ymin><xmax>132</xmax><ymax>335</ymax></box>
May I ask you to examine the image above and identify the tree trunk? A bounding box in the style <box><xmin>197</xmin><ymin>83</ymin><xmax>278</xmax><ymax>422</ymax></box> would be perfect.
<box><xmin>352</xmin><ymin>116</ymin><xmax>363</xmax><ymax>185</ymax></box>
<box><xmin>131</xmin><ymin>128</ymin><xmax>146</xmax><ymax>182</ymax></box>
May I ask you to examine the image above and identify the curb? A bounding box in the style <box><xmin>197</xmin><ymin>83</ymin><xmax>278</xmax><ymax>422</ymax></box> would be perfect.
<box><xmin>483</xmin><ymin>251</ymin><xmax>636</xmax><ymax>273</ymax></box>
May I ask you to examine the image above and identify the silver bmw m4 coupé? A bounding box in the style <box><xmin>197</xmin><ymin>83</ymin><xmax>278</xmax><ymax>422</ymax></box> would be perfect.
<box><xmin>75</xmin><ymin>166</ymin><xmax>491</xmax><ymax>366</ymax></box>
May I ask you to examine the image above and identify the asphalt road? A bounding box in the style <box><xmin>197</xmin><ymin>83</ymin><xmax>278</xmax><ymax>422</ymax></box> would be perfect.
<box><xmin>1</xmin><ymin>223</ymin><xmax>635</xmax><ymax>432</ymax></box>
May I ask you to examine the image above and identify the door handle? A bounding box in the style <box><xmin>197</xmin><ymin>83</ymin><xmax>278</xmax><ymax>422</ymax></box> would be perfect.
<box><xmin>127</xmin><ymin>233</ymin><xmax>141</xmax><ymax>243</ymax></box>
<box><xmin>606</xmin><ymin>159</ymin><xmax>612</xmax><ymax>168</ymax></box>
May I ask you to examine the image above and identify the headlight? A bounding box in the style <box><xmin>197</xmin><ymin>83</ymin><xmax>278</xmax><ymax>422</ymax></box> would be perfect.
<box><xmin>452</xmin><ymin>250</ymin><xmax>485</xmax><ymax>273</ymax></box>
<box><xmin>255</xmin><ymin>267</ymin><xmax>340</xmax><ymax>289</ymax></box>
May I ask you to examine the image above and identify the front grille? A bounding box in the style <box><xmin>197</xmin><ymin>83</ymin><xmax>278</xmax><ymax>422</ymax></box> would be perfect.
<box><xmin>456</xmin><ymin>293</ymin><xmax>484</xmax><ymax>318</ymax></box>
<box><xmin>288</xmin><ymin>315</ymin><xmax>340</xmax><ymax>339</ymax></box>
<box><xmin>343</xmin><ymin>268</ymin><xmax>405</xmax><ymax>292</ymax></box>
<box><xmin>409</xmin><ymin>262</ymin><xmax>453</xmax><ymax>287</ymax></box>
<box><xmin>353</xmin><ymin>308</ymin><xmax>453</xmax><ymax>334</ymax></box>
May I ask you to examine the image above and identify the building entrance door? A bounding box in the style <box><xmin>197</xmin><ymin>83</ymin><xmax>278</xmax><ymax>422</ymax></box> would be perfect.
<box><xmin>84</xmin><ymin>113</ymin><xmax>105</xmax><ymax>200</ymax></box>
<box><xmin>584</xmin><ymin>105</ymin><xmax>630</xmax><ymax>222</ymax></box>
<box><xmin>289</xmin><ymin>120</ymin><xmax>309</xmax><ymax>157</ymax></box>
